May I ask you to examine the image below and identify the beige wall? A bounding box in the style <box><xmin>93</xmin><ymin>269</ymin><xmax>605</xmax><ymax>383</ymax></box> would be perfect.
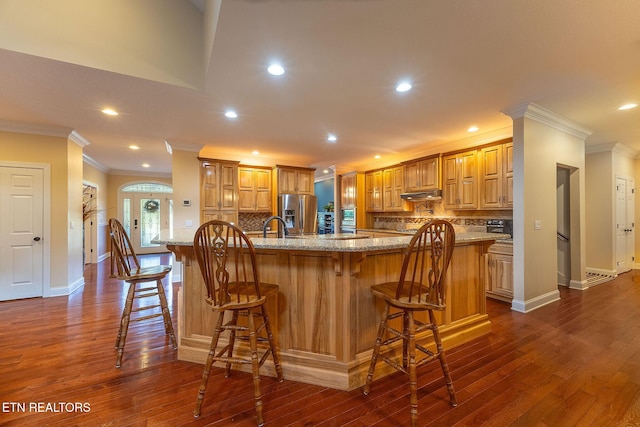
<box><xmin>0</xmin><ymin>130</ymin><xmax>84</xmax><ymax>295</ymax></box>
<box><xmin>585</xmin><ymin>151</ymin><xmax>614</xmax><ymax>271</ymax></box>
<box><xmin>83</xmin><ymin>162</ymin><xmax>109</xmax><ymax>259</ymax></box>
<box><xmin>509</xmin><ymin>103</ymin><xmax>588</xmax><ymax>312</ymax></box>
<box><xmin>171</xmin><ymin>149</ymin><xmax>201</xmax><ymax>231</ymax></box>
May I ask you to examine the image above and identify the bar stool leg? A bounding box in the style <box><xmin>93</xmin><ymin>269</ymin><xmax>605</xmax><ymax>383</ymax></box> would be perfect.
<box><xmin>194</xmin><ymin>310</ymin><xmax>225</xmax><ymax>418</ymax></box>
<box><xmin>363</xmin><ymin>305</ymin><xmax>389</xmax><ymax>395</ymax></box>
<box><xmin>262</xmin><ymin>305</ymin><xmax>283</xmax><ymax>381</ymax></box>
<box><xmin>115</xmin><ymin>282</ymin><xmax>136</xmax><ymax>368</ymax></box>
<box><xmin>430</xmin><ymin>310</ymin><xmax>458</xmax><ymax>407</ymax></box>
<box><xmin>407</xmin><ymin>311</ymin><xmax>418</xmax><ymax>427</ymax></box>
<box><xmin>248</xmin><ymin>308</ymin><xmax>265</xmax><ymax>427</ymax></box>
<box><xmin>156</xmin><ymin>279</ymin><xmax>177</xmax><ymax>349</ymax></box>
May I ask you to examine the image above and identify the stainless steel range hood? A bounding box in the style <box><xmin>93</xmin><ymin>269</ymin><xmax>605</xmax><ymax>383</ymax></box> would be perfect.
<box><xmin>400</xmin><ymin>189</ymin><xmax>442</xmax><ymax>201</ymax></box>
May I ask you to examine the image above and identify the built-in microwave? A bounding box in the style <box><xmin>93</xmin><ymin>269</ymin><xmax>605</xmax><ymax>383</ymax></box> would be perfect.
<box><xmin>341</xmin><ymin>208</ymin><xmax>356</xmax><ymax>228</ymax></box>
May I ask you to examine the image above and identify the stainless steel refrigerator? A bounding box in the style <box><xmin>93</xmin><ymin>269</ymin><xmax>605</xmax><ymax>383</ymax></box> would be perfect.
<box><xmin>279</xmin><ymin>194</ymin><xmax>318</xmax><ymax>235</ymax></box>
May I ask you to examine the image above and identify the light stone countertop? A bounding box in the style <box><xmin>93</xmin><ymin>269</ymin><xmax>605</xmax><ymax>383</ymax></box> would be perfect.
<box><xmin>154</xmin><ymin>229</ymin><xmax>509</xmax><ymax>253</ymax></box>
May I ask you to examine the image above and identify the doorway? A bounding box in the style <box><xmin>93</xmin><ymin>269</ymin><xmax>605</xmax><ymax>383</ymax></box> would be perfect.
<box><xmin>616</xmin><ymin>176</ymin><xmax>635</xmax><ymax>274</ymax></box>
<box><xmin>557</xmin><ymin>167</ymin><xmax>571</xmax><ymax>286</ymax></box>
<box><xmin>119</xmin><ymin>182</ymin><xmax>173</xmax><ymax>254</ymax></box>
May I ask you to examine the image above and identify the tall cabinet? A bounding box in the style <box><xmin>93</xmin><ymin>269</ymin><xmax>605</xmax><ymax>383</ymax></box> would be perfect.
<box><xmin>199</xmin><ymin>158</ymin><xmax>239</xmax><ymax>224</ymax></box>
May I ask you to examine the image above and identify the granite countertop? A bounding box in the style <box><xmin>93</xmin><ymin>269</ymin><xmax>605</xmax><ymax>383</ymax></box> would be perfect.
<box><xmin>154</xmin><ymin>229</ymin><xmax>509</xmax><ymax>253</ymax></box>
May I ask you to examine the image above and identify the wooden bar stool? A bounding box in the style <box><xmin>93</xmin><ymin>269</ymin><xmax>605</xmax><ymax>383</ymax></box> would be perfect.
<box><xmin>192</xmin><ymin>220</ymin><xmax>283</xmax><ymax>426</ymax></box>
<box><xmin>362</xmin><ymin>219</ymin><xmax>458</xmax><ymax>426</ymax></box>
<box><xmin>108</xmin><ymin>218</ymin><xmax>177</xmax><ymax>368</ymax></box>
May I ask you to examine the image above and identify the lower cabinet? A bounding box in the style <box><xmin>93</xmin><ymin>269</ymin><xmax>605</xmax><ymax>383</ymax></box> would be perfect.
<box><xmin>485</xmin><ymin>241</ymin><xmax>513</xmax><ymax>302</ymax></box>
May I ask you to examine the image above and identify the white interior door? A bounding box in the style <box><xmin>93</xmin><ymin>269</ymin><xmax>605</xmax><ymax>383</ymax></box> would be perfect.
<box><xmin>122</xmin><ymin>192</ymin><xmax>171</xmax><ymax>254</ymax></box>
<box><xmin>0</xmin><ymin>166</ymin><xmax>44</xmax><ymax>301</ymax></box>
<box><xmin>616</xmin><ymin>177</ymin><xmax>635</xmax><ymax>274</ymax></box>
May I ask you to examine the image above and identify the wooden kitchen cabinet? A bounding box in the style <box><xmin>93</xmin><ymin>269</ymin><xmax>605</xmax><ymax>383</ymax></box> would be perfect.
<box><xmin>200</xmin><ymin>158</ymin><xmax>239</xmax><ymax>224</ymax></box>
<box><xmin>365</xmin><ymin>170</ymin><xmax>383</xmax><ymax>212</ymax></box>
<box><xmin>442</xmin><ymin>149</ymin><xmax>478</xmax><ymax>209</ymax></box>
<box><xmin>403</xmin><ymin>155</ymin><xmax>440</xmax><ymax>192</ymax></box>
<box><xmin>484</xmin><ymin>241</ymin><xmax>513</xmax><ymax>302</ymax></box>
<box><xmin>382</xmin><ymin>166</ymin><xmax>405</xmax><ymax>211</ymax></box>
<box><xmin>238</xmin><ymin>166</ymin><xmax>272</xmax><ymax>212</ymax></box>
<box><xmin>275</xmin><ymin>165</ymin><xmax>315</xmax><ymax>194</ymax></box>
<box><xmin>340</xmin><ymin>172</ymin><xmax>357</xmax><ymax>207</ymax></box>
<box><xmin>479</xmin><ymin>140</ymin><xmax>513</xmax><ymax>209</ymax></box>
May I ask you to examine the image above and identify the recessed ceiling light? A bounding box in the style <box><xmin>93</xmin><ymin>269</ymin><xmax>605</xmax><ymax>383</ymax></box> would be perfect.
<box><xmin>267</xmin><ymin>63</ymin><xmax>285</xmax><ymax>76</ymax></box>
<box><xmin>141</xmin><ymin>163</ymin><xmax>150</xmax><ymax>168</ymax></box>
<box><xmin>252</xmin><ymin>150</ymin><xmax>260</xmax><ymax>155</ymax></box>
<box><xmin>224</xmin><ymin>110</ymin><xmax>238</xmax><ymax>119</ymax></box>
<box><xmin>395</xmin><ymin>82</ymin><xmax>412</xmax><ymax>93</ymax></box>
<box><xmin>467</xmin><ymin>126</ymin><xmax>479</xmax><ymax>132</ymax></box>
<box><xmin>323</xmin><ymin>169</ymin><xmax>330</xmax><ymax>174</ymax></box>
<box><xmin>374</xmin><ymin>155</ymin><xmax>381</xmax><ymax>159</ymax></box>
<box><xmin>102</xmin><ymin>108</ymin><xmax>118</xmax><ymax>116</ymax></box>
<box><xmin>327</xmin><ymin>134</ymin><xmax>337</xmax><ymax>143</ymax></box>
<box><xmin>619</xmin><ymin>103</ymin><xmax>637</xmax><ymax>110</ymax></box>
<box><xmin>129</xmin><ymin>145</ymin><xmax>140</xmax><ymax>150</ymax></box>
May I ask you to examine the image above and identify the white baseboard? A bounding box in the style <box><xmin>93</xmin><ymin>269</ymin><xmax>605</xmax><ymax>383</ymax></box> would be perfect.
<box><xmin>511</xmin><ymin>289</ymin><xmax>561</xmax><ymax>313</ymax></box>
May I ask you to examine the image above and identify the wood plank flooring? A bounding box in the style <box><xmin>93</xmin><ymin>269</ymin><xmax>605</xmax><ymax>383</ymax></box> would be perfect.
<box><xmin>2</xmin><ymin>254</ymin><xmax>640</xmax><ymax>426</ymax></box>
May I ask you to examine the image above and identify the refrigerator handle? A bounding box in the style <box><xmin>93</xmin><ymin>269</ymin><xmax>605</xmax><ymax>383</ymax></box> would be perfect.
<box><xmin>299</xmin><ymin>198</ymin><xmax>304</xmax><ymax>231</ymax></box>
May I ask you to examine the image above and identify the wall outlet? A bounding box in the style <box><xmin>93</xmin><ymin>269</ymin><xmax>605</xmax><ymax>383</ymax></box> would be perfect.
<box><xmin>534</xmin><ymin>220</ymin><xmax>542</xmax><ymax>230</ymax></box>
<box><xmin>185</xmin><ymin>219</ymin><xmax>193</xmax><ymax>227</ymax></box>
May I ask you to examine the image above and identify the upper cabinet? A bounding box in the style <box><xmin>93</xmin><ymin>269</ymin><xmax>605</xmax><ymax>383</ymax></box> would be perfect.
<box><xmin>275</xmin><ymin>165</ymin><xmax>315</xmax><ymax>194</ymax></box>
<box><xmin>200</xmin><ymin>158</ymin><xmax>239</xmax><ymax>224</ymax></box>
<box><xmin>365</xmin><ymin>166</ymin><xmax>407</xmax><ymax>212</ymax></box>
<box><xmin>238</xmin><ymin>166</ymin><xmax>272</xmax><ymax>212</ymax></box>
<box><xmin>403</xmin><ymin>155</ymin><xmax>440</xmax><ymax>192</ymax></box>
<box><xmin>442</xmin><ymin>149</ymin><xmax>478</xmax><ymax>210</ymax></box>
<box><xmin>340</xmin><ymin>172</ymin><xmax>362</xmax><ymax>208</ymax></box>
<box><xmin>365</xmin><ymin>170</ymin><xmax>383</xmax><ymax>212</ymax></box>
<box><xmin>382</xmin><ymin>166</ymin><xmax>405</xmax><ymax>211</ymax></box>
<box><xmin>478</xmin><ymin>141</ymin><xmax>513</xmax><ymax>209</ymax></box>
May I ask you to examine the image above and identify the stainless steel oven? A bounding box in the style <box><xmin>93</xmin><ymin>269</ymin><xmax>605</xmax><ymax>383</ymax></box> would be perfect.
<box><xmin>486</xmin><ymin>219</ymin><xmax>512</xmax><ymax>237</ymax></box>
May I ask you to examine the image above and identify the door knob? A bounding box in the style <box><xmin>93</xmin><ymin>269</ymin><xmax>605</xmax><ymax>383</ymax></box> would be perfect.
<box><xmin>33</xmin><ymin>237</ymin><xmax>41</xmax><ymax>241</ymax></box>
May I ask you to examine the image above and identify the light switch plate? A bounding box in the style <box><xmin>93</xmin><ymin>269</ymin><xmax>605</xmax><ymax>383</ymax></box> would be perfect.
<box><xmin>534</xmin><ymin>220</ymin><xmax>542</xmax><ymax>230</ymax></box>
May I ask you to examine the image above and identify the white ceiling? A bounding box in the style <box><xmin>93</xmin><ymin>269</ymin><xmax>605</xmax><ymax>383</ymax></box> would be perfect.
<box><xmin>0</xmin><ymin>0</ymin><xmax>639</xmax><ymax>177</ymax></box>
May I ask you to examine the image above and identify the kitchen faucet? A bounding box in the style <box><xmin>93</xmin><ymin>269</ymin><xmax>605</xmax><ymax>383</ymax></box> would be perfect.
<box><xmin>263</xmin><ymin>216</ymin><xmax>289</xmax><ymax>238</ymax></box>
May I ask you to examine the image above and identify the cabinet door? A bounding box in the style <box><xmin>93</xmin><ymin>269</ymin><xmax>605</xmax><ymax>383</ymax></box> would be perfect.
<box><xmin>383</xmin><ymin>168</ymin><xmax>394</xmax><ymax>211</ymax></box>
<box><xmin>220</xmin><ymin>164</ymin><xmax>237</xmax><ymax>210</ymax></box>
<box><xmin>279</xmin><ymin>168</ymin><xmax>297</xmax><ymax>193</ymax></box>
<box><xmin>488</xmin><ymin>253</ymin><xmax>513</xmax><ymax>298</ymax></box>
<box><xmin>419</xmin><ymin>157</ymin><xmax>439</xmax><ymax>190</ymax></box>
<box><xmin>254</xmin><ymin>168</ymin><xmax>272</xmax><ymax>211</ymax></box>
<box><xmin>404</xmin><ymin>162</ymin><xmax>420</xmax><ymax>192</ymax></box>
<box><xmin>458</xmin><ymin>151</ymin><xmax>478</xmax><ymax>209</ymax></box>
<box><xmin>296</xmin><ymin>169</ymin><xmax>314</xmax><ymax>194</ymax></box>
<box><xmin>479</xmin><ymin>145</ymin><xmax>502</xmax><ymax>209</ymax></box>
<box><xmin>238</xmin><ymin>168</ymin><xmax>255</xmax><ymax>211</ymax></box>
<box><xmin>503</xmin><ymin>143</ymin><xmax>514</xmax><ymax>208</ymax></box>
<box><xmin>442</xmin><ymin>155</ymin><xmax>459</xmax><ymax>209</ymax></box>
<box><xmin>365</xmin><ymin>171</ymin><xmax>382</xmax><ymax>211</ymax></box>
<box><xmin>341</xmin><ymin>174</ymin><xmax>356</xmax><ymax>207</ymax></box>
<box><xmin>201</xmin><ymin>162</ymin><xmax>220</xmax><ymax>210</ymax></box>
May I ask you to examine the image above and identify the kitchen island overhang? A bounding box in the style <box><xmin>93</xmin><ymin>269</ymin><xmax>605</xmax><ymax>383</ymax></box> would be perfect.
<box><xmin>155</xmin><ymin>230</ymin><xmax>502</xmax><ymax>390</ymax></box>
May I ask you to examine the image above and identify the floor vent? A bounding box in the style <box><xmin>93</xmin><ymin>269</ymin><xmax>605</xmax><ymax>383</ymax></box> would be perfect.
<box><xmin>586</xmin><ymin>272</ymin><xmax>615</xmax><ymax>287</ymax></box>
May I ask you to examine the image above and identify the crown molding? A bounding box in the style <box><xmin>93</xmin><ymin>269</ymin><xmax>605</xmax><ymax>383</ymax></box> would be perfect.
<box><xmin>0</xmin><ymin>119</ymin><xmax>71</xmax><ymax>137</ymax></box>
<box><xmin>502</xmin><ymin>102</ymin><xmax>592</xmax><ymax>139</ymax></box>
<box><xmin>586</xmin><ymin>141</ymin><xmax>639</xmax><ymax>158</ymax></box>
<box><xmin>69</xmin><ymin>130</ymin><xmax>90</xmax><ymax>148</ymax></box>
<box><xmin>108</xmin><ymin>169</ymin><xmax>172</xmax><ymax>179</ymax></box>
<box><xmin>82</xmin><ymin>154</ymin><xmax>109</xmax><ymax>173</ymax></box>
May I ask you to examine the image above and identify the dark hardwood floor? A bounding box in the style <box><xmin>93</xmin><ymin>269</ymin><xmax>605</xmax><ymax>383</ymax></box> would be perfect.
<box><xmin>2</xmin><ymin>254</ymin><xmax>640</xmax><ymax>426</ymax></box>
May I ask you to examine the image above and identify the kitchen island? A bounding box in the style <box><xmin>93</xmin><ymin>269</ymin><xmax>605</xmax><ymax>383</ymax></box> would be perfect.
<box><xmin>156</xmin><ymin>229</ymin><xmax>500</xmax><ymax>390</ymax></box>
